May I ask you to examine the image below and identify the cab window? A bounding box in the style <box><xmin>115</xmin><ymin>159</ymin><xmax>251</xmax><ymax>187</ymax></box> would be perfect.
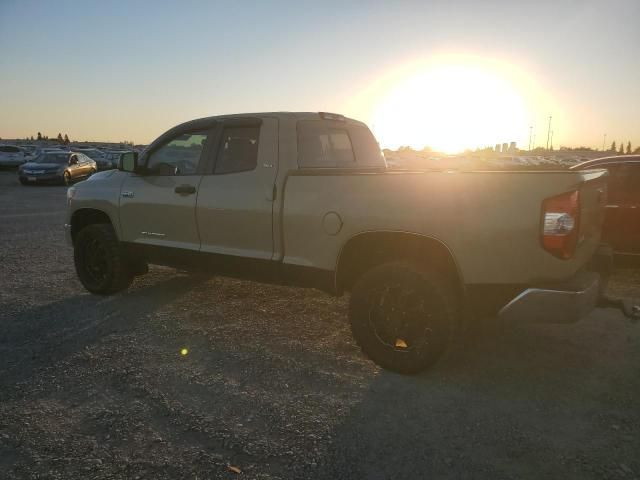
<box><xmin>297</xmin><ymin>120</ymin><xmax>356</xmax><ymax>168</ymax></box>
<box><xmin>146</xmin><ymin>130</ymin><xmax>210</xmax><ymax>175</ymax></box>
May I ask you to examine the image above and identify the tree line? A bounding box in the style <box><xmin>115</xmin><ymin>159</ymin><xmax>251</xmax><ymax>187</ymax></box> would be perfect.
<box><xmin>22</xmin><ymin>132</ymin><xmax>72</xmax><ymax>144</ymax></box>
<box><xmin>18</xmin><ymin>132</ymin><xmax>134</xmax><ymax>146</ymax></box>
<box><xmin>609</xmin><ymin>141</ymin><xmax>638</xmax><ymax>155</ymax></box>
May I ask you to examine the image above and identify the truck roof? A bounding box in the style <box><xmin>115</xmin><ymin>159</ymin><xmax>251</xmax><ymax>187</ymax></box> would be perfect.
<box><xmin>571</xmin><ymin>155</ymin><xmax>640</xmax><ymax>170</ymax></box>
<box><xmin>145</xmin><ymin>112</ymin><xmax>370</xmax><ymax>156</ymax></box>
<box><xmin>176</xmin><ymin>112</ymin><xmax>367</xmax><ymax>128</ymax></box>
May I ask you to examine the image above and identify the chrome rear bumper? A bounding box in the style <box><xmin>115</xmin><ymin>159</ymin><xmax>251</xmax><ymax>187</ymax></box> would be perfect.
<box><xmin>499</xmin><ymin>272</ymin><xmax>601</xmax><ymax>324</ymax></box>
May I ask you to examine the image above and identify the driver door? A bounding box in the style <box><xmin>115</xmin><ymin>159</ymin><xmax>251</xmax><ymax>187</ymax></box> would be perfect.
<box><xmin>118</xmin><ymin>128</ymin><xmax>215</xmax><ymax>251</ymax></box>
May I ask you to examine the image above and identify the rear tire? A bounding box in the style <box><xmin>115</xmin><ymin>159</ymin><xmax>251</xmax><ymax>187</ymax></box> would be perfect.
<box><xmin>19</xmin><ymin>178</ymin><xmax>28</xmax><ymax>185</ymax></box>
<box><xmin>63</xmin><ymin>171</ymin><xmax>71</xmax><ymax>186</ymax></box>
<box><xmin>349</xmin><ymin>262</ymin><xmax>457</xmax><ymax>374</ymax></box>
<box><xmin>74</xmin><ymin>224</ymin><xmax>133</xmax><ymax>295</ymax></box>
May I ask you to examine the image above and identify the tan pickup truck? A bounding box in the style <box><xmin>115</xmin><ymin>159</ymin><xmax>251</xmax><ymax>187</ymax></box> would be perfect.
<box><xmin>65</xmin><ymin>112</ymin><xmax>611</xmax><ymax>373</ymax></box>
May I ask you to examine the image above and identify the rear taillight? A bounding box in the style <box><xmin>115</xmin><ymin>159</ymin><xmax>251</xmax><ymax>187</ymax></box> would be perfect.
<box><xmin>541</xmin><ymin>190</ymin><xmax>580</xmax><ymax>259</ymax></box>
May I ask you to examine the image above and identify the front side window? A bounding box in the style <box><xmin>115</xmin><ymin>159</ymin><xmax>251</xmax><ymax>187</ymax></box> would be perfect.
<box><xmin>146</xmin><ymin>130</ymin><xmax>209</xmax><ymax>175</ymax></box>
<box><xmin>609</xmin><ymin>165</ymin><xmax>634</xmax><ymax>203</ymax></box>
<box><xmin>297</xmin><ymin>121</ymin><xmax>355</xmax><ymax>168</ymax></box>
<box><xmin>620</xmin><ymin>165</ymin><xmax>640</xmax><ymax>202</ymax></box>
<box><xmin>214</xmin><ymin>126</ymin><xmax>259</xmax><ymax>174</ymax></box>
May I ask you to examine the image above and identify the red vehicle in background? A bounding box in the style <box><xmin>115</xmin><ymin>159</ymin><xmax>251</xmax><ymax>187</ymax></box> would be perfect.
<box><xmin>572</xmin><ymin>155</ymin><xmax>640</xmax><ymax>257</ymax></box>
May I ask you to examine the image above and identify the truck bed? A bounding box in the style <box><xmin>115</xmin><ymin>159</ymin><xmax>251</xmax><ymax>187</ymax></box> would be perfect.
<box><xmin>281</xmin><ymin>169</ymin><xmax>608</xmax><ymax>286</ymax></box>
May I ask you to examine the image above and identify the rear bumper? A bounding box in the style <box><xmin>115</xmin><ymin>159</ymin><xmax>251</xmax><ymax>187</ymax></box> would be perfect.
<box><xmin>499</xmin><ymin>246</ymin><xmax>611</xmax><ymax>324</ymax></box>
<box><xmin>499</xmin><ymin>271</ymin><xmax>601</xmax><ymax>324</ymax></box>
<box><xmin>19</xmin><ymin>173</ymin><xmax>62</xmax><ymax>184</ymax></box>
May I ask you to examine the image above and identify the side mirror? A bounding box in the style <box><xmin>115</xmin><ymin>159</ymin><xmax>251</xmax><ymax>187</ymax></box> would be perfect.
<box><xmin>119</xmin><ymin>151</ymin><xmax>139</xmax><ymax>173</ymax></box>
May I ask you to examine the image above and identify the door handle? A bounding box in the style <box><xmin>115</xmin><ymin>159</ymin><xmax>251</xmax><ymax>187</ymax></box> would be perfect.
<box><xmin>175</xmin><ymin>184</ymin><xmax>196</xmax><ymax>195</ymax></box>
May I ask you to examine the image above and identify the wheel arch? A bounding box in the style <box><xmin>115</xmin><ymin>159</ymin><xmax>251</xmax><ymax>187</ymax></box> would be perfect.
<box><xmin>334</xmin><ymin>231</ymin><xmax>465</xmax><ymax>297</ymax></box>
<box><xmin>70</xmin><ymin>208</ymin><xmax>115</xmax><ymax>245</ymax></box>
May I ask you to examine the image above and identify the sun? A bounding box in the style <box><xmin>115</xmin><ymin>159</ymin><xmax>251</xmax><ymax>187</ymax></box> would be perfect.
<box><xmin>369</xmin><ymin>61</ymin><xmax>531</xmax><ymax>154</ymax></box>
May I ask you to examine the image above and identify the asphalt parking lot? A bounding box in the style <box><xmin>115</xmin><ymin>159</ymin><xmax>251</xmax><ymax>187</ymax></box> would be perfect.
<box><xmin>0</xmin><ymin>170</ymin><xmax>639</xmax><ymax>480</ymax></box>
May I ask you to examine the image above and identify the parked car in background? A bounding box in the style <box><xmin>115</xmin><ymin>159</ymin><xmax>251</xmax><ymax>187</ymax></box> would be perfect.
<box><xmin>19</xmin><ymin>145</ymin><xmax>39</xmax><ymax>160</ymax></box>
<box><xmin>0</xmin><ymin>144</ymin><xmax>28</xmax><ymax>167</ymax></box>
<box><xmin>572</xmin><ymin>155</ymin><xmax>640</xmax><ymax>255</ymax></box>
<box><xmin>73</xmin><ymin>147</ymin><xmax>113</xmax><ymax>171</ymax></box>
<box><xmin>19</xmin><ymin>151</ymin><xmax>96</xmax><ymax>185</ymax></box>
<box><xmin>37</xmin><ymin>147</ymin><xmax>68</xmax><ymax>155</ymax></box>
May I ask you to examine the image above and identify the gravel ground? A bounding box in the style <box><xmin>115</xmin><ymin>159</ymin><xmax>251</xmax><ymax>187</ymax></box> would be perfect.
<box><xmin>0</xmin><ymin>170</ymin><xmax>639</xmax><ymax>480</ymax></box>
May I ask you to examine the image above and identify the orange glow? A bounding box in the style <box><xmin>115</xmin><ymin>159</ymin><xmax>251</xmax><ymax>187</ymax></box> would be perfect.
<box><xmin>350</xmin><ymin>56</ymin><xmax>556</xmax><ymax>153</ymax></box>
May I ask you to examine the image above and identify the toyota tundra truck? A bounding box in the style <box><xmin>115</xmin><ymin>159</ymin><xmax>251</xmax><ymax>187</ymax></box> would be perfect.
<box><xmin>65</xmin><ymin>112</ymin><xmax>611</xmax><ymax>373</ymax></box>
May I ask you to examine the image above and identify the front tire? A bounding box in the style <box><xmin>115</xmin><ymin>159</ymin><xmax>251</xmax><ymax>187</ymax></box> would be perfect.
<box><xmin>74</xmin><ymin>224</ymin><xmax>133</xmax><ymax>295</ymax></box>
<box><xmin>349</xmin><ymin>262</ymin><xmax>457</xmax><ymax>374</ymax></box>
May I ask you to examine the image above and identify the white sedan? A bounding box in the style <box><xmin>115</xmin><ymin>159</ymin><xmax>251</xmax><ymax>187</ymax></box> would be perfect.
<box><xmin>0</xmin><ymin>145</ymin><xmax>27</xmax><ymax>167</ymax></box>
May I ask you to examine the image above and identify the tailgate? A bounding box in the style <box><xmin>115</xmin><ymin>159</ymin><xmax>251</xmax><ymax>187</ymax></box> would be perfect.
<box><xmin>578</xmin><ymin>169</ymin><xmax>608</xmax><ymax>248</ymax></box>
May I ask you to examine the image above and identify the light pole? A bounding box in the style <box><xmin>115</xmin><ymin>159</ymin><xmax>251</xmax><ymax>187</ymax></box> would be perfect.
<box><xmin>550</xmin><ymin>131</ymin><xmax>554</xmax><ymax>151</ymax></box>
<box><xmin>528</xmin><ymin>126</ymin><xmax>533</xmax><ymax>151</ymax></box>
<box><xmin>546</xmin><ymin>116</ymin><xmax>552</xmax><ymax>150</ymax></box>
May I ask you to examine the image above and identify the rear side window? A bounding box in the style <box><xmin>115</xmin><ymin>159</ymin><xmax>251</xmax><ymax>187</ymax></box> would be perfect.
<box><xmin>214</xmin><ymin>126</ymin><xmax>260</xmax><ymax>174</ymax></box>
<box><xmin>298</xmin><ymin>121</ymin><xmax>355</xmax><ymax>168</ymax></box>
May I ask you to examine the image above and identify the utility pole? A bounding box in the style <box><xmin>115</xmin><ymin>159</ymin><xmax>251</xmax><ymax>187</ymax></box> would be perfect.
<box><xmin>602</xmin><ymin>133</ymin><xmax>607</xmax><ymax>151</ymax></box>
<box><xmin>546</xmin><ymin>116</ymin><xmax>552</xmax><ymax>150</ymax></box>
<box><xmin>528</xmin><ymin>126</ymin><xmax>533</xmax><ymax>151</ymax></box>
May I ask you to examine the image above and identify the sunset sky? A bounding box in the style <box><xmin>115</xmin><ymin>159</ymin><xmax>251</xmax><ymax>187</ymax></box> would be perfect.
<box><xmin>1</xmin><ymin>0</ymin><xmax>638</xmax><ymax>153</ymax></box>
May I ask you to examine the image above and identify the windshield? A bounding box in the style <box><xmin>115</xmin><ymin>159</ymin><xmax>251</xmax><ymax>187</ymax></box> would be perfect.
<box><xmin>34</xmin><ymin>153</ymin><xmax>69</xmax><ymax>164</ymax></box>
